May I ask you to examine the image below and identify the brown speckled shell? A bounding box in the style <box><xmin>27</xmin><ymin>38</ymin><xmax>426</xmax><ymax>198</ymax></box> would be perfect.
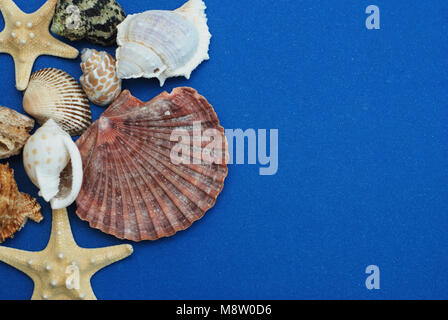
<box><xmin>0</xmin><ymin>163</ymin><xmax>42</xmax><ymax>243</ymax></box>
<box><xmin>80</xmin><ymin>49</ymin><xmax>122</xmax><ymax>106</ymax></box>
<box><xmin>76</xmin><ymin>88</ymin><xmax>228</xmax><ymax>241</ymax></box>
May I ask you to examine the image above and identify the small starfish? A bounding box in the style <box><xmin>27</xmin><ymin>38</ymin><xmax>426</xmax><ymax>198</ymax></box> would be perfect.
<box><xmin>0</xmin><ymin>0</ymin><xmax>78</xmax><ymax>90</ymax></box>
<box><xmin>0</xmin><ymin>208</ymin><xmax>133</xmax><ymax>300</ymax></box>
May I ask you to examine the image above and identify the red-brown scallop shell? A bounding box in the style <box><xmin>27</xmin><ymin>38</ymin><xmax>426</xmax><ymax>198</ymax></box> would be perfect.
<box><xmin>76</xmin><ymin>88</ymin><xmax>228</xmax><ymax>241</ymax></box>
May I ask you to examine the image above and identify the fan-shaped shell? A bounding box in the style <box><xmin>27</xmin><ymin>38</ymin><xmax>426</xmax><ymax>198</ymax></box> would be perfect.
<box><xmin>80</xmin><ymin>49</ymin><xmax>122</xmax><ymax>107</ymax></box>
<box><xmin>23</xmin><ymin>68</ymin><xmax>92</xmax><ymax>136</ymax></box>
<box><xmin>76</xmin><ymin>87</ymin><xmax>228</xmax><ymax>241</ymax></box>
<box><xmin>116</xmin><ymin>0</ymin><xmax>211</xmax><ymax>86</ymax></box>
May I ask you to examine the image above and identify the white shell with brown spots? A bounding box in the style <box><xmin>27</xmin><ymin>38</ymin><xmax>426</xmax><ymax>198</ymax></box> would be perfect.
<box><xmin>80</xmin><ymin>49</ymin><xmax>122</xmax><ymax>107</ymax></box>
<box><xmin>23</xmin><ymin>120</ymin><xmax>83</xmax><ymax>210</ymax></box>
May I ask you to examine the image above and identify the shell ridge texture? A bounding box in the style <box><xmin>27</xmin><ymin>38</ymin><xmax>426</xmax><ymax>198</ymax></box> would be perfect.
<box><xmin>76</xmin><ymin>87</ymin><xmax>228</xmax><ymax>241</ymax></box>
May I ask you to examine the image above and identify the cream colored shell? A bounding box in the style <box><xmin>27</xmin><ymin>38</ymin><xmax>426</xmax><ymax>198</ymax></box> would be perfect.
<box><xmin>116</xmin><ymin>0</ymin><xmax>211</xmax><ymax>86</ymax></box>
<box><xmin>80</xmin><ymin>49</ymin><xmax>122</xmax><ymax>106</ymax></box>
<box><xmin>23</xmin><ymin>68</ymin><xmax>92</xmax><ymax>136</ymax></box>
<box><xmin>0</xmin><ymin>106</ymin><xmax>34</xmax><ymax>159</ymax></box>
<box><xmin>23</xmin><ymin>119</ymin><xmax>83</xmax><ymax>210</ymax></box>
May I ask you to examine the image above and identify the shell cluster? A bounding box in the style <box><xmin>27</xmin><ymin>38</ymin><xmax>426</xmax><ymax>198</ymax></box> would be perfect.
<box><xmin>0</xmin><ymin>107</ymin><xmax>35</xmax><ymax>159</ymax></box>
<box><xmin>23</xmin><ymin>68</ymin><xmax>92</xmax><ymax>136</ymax></box>
<box><xmin>116</xmin><ymin>0</ymin><xmax>211</xmax><ymax>86</ymax></box>
<box><xmin>0</xmin><ymin>163</ymin><xmax>42</xmax><ymax>243</ymax></box>
<box><xmin>51</xmin><ymin>0</ymin><xmax>126</xmax><ymax>46</ymax></box>
<box><xmin>23</xmin><ymin>120</ymin><xmax>83</xmax><ymax>210</ymax></box>
<box><xmin>80</xmin><ymin>49</ymin><xmax>122</xmax><ymax>106</ymax></box>
<box><xmin>76</xmin><ymin>88</ymin><xmax>228</xmax><ymax>241</ymax></box>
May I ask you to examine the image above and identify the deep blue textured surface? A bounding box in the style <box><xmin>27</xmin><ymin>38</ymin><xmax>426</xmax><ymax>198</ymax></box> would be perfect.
<box><xmin>0</xmin><ymin>0</ymin><xmax>447</xmax><ymax>300</ymax></box>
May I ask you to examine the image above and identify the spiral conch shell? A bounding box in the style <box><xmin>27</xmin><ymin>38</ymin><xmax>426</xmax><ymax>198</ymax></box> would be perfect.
<box><xmin>23</xmin><ymin>120</ymin><xmax>83</xmax><ymax>210</ymax></box>
<box><xmin>116</xmin><ymin>0</ymin><xmax>211</xmax><ymax>86</ymax></box>
<box><xmin>80</xmin><ymin>49</ymin><xmax>122</xmax><ymax>107</ymax></box>
<box><xmin>0</xmin><ymin>163</ymin><xmax>42</xmax><ymax>243</ymax></box>
<box><xmin>23</xmin><ymin>68</ymin><xmax>92</xmax><ymax>136</ymax></box>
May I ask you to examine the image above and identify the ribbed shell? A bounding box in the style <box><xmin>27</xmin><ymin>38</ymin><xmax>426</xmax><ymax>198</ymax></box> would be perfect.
<box><xmin>23</xmin><ymin>68</ymin><xmax>92</xmax><ymax>136</ymax></box>
<box><xmin>76</xmin><ymin>88</ymin><xmax>228</xmax><ymax>241</ymax></box>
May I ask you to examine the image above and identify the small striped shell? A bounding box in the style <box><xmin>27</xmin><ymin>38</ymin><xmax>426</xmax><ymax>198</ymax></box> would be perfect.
<box><xmin>76</xmin><ymin>88</ymin><xmax>228</xmax><ymax>241</ymax></box>
<box><xmin>80</xmin><ymin>49</ymin><xmax>122</xmax><ymax>106</ymax></box>
<box><xmin>23</xmin><ymin>68</ymin><xmax>92</xmax><ymax>136</ymax></box>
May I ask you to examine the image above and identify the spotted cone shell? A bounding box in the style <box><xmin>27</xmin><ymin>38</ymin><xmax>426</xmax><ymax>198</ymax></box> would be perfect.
<box><xmin>23</xmin><ymin>68</ymin><xmax>92</xmax><ymax>136</ymax></box>
<box><xmin>76</xmin><ymin>88</ymin><xmax>228</xmax><ymax>241</ymax></box>
<box><xmin>80</xmin><ymin>49</ymin><xmax>122</xmax><ymax>106</ymax></box>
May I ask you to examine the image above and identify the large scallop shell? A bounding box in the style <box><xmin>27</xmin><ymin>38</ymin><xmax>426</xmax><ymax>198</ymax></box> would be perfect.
<box><xmin>80</xmin><ymin>49</ymin><xmax>122</xmax><ymax>107</ymax></box>
<box><xmin>23</xmin><ymin>68</ymin><xmax>92</xmax><ymax>136</ymax></box>
<box><xmin>0</xmin><ymin>163</ymin><xmax>42</xmax><ymax>243</ymax></box>
<box><xmin>76</xmin><ymin>87</ymin><xmax>228</xmax><ymax>241</ymax></box>
<box><xmin>116</xmin><ymin>0</ymin><xmax>211</xmax><ymax>86</ymax></box>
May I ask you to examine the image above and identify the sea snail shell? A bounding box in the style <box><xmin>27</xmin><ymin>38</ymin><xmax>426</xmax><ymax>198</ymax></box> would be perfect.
<box><xmin>116</xmin><ymin>0</ymin><xmax>211</xmax><ymax>86</ymax></box>
<box><xmin>23</xmin><ymin>120</ymin><xmax>83</xmax><ymax>210</ymax></box>
<box><xmin>80</xmin><ymin>49</ymin><xmax>122</xmax><ymax>107</ymax></box>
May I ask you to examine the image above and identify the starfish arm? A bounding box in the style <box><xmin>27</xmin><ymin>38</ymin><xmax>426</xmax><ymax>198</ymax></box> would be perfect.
<box><xmin>0</xmin><ymin>31</ymin><xmax>11</xmax><ymax>54</ymax></box>
<box><xmin>40</xmin><ymin>38</ymin><xmax>79</xmax><ymax>60</ymax></box>
<box><xmin>0</xmin><ymin>245</ymin><xmax>40</xmax><ymax>275</ymax></box>
<box><xmin>35</xmin><ymin>0</ymin><xmax>58</xmax><ymax>27</ymax></box>
<box><xmin>13</xmin><ymin>54</ymin><xmax>37</xmax><ymax>91</ymax></box>
<box><xmin>46</xmin><ymin>209</ymin><xmax>78</xmax><ymax>252</ymax></box>
<box><xmin>0</xmin><ymin>0</ymin><xmax>25</xmax><ymax>24</ymax></box>
<box><xmin>84</xmin><ymin>244</ymin><xmax>134</xmax><ymax>275</ymax></box>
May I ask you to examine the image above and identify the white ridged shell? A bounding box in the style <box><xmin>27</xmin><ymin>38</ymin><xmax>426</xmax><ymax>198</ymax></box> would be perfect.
<box><xmin>23</xmin><ymin>68</ymin><xmax>92</xmax><ymax>136</ymax></box>
<box><xmin>116</xmin><ymin>0</ymin><xmax>211</xmax><ymax>86</ymax></box>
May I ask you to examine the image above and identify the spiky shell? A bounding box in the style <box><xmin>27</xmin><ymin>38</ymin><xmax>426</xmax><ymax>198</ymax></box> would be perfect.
<box><xmin>0</xmin><ymin>163</ymin><xmax>42</xmax><ymax>243</ymax></box>
<box><xmin>80</xmin><ymin>49</ymin><xmax>122</xmax><ymax>106</ymax></box>
<box><xmin>0</xmin><ymin>107</ymin><xmax>35</xmax><ymax>160</ymax></box>
<box><xmin>23</xmin><ymin>120</ymin><xmax>83</xmax><ymax>210</ymax></box>
<box><xmin>51</xmin><ymin>0</ymin><xmax>126</xmax><ymax>46</ymax></box>
<box><xmin>23</xmin><ymin>68</ymin><xmax>92</xmax><ymax>136</ymax></box>
<box><xmin>76</xmin><ymin>88</ymin><xmax>228</xmax><ymax>241</ymax></box>
<box><xmin>116</xmin><ymin>0</ymin><xmax>211</xmax><ymax>86</ymax></box>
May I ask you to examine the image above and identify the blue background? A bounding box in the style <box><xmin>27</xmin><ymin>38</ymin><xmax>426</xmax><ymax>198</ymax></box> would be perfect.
<box><xmin>0</xmin><ymin>0</ymin><xmax>447</xmax><ymax>300</ymax></box>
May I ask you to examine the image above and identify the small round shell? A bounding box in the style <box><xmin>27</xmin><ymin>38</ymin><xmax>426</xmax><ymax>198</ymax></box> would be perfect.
<box><xmin>23</xmin><ymin>68</ymin><xmax>92</xmax><ymax>136</ymax></box>
<box><xmin>23</xmin><ymin>120</ymin><xmax>83</xmax><ymax>210</ymax></box>
<box><xmin>80</xmin><ymin>49</ymin><xmax>122</xmax><ymax>107</ymax></box>
<box><xmin>51</xmin><ymin>0</ymin><xmax>126</xmax><ymax>46</ymax></box>
<box><xmin>116</xmin><ymin>0</ymin><xmax>211</xmax><ymax>86</ymax></box>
